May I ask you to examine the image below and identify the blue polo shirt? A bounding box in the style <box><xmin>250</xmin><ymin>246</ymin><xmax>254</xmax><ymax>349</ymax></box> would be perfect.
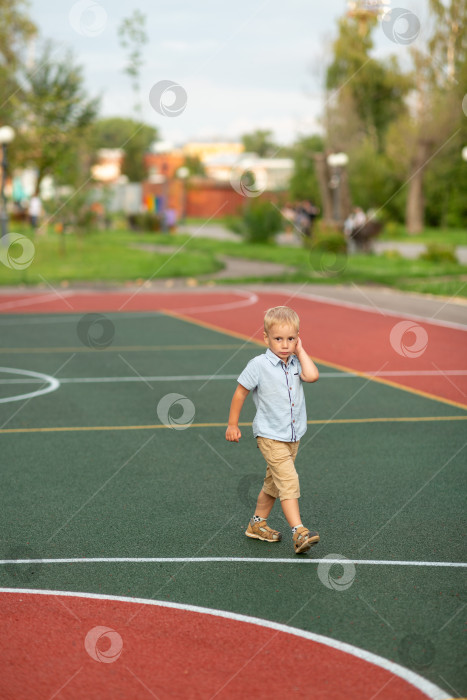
<box><xmin>237</xmin><ymin>348</ymin><xmax>307</xmax><ymax>442</ymax></box>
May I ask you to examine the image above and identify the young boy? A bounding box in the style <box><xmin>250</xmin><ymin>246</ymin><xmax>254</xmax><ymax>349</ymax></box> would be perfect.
<box><xmin>226</xmin><ymin>306</ymin><xmax>320</xmax><ymax>554</ymax></box>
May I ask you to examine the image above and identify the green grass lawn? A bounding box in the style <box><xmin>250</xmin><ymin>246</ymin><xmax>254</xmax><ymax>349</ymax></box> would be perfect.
<box><xmin>1</xmin><ymin>224</ymin><xmax>466</xmax><ymax>298</ymax></box>
<box><xmin>374</xmin><ymin>223</ymin><xmax>467</xmax><ymax>246</ymax></box>
<box><xmin>0</xmin><ymin>229</ymin><xmax>222</xmax><ymax>286</ymax></box>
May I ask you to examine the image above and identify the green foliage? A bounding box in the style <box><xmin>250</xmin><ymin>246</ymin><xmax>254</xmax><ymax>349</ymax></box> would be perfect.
<box><xmin>183</xmin><ymin>155</ymin><xmax>206</xmax><ymax>176</ymax></box>
<box><xmin>88</xmin><ymin>117</ymin><xmax>157</xmax><ymax>182</ymax></box>
<box><xmin>306</xmin><ymin>226</ymin><xmax>347</xmax><ymax>254</ymax></box>
<box><xmin>0</xmin><ymin>0</ymin><xmax>37</xmax><ymax>123</ymax></box>
<box><xmin>224</xmin><ymin>216</ymin><xmax>243</xmax><ymax>234</ymax></box>
<box><xmin>241</xmin><ymin>130</ymin><xmax>279</xmax><ymax>157</ymax></box>
<box><xmin>129</xmin><ymin>212</ymin><xmax>162</xmax><ymax>232</ymax></box>
<box><xmin>347</xmin><ymin>138</ymin><xmax>404</xmax><ymax>220</ymax></box>
<box><xmin>12</xmin><ymin>41</ymin><xmax>99</xmax><ymax>186</ymax></box>
<box><xmin>326</xmin><ymin>17</ymin><xmax>412</xmax><ymax>152</ymax></box>
<box><xmin>289</xmin><ymin>135</ymin><xmax>323</xmax><ymax>204</ymax></box>
<box><xmin>419</xmin><ymin>243</ymin><xmax>458</xmax><ymax>264</ymax></box>
<box><xmin>239</xmin><ymin>200</ymin><xmax>283</xmax><ymax>244</ymax></box>
<box><xmin>45</xmin><ymin>188</ymin><xmax>99</xmax><ymax>233</ymax></box>
<box><xmin>118</xmin><ymin>10</ymin><xmax>148</xmax><ymax>118</ymax></box>
<box><xmin>381</xmin><ymin>249</ymin><xmax>403</xmax><ymax>260</ymax></box>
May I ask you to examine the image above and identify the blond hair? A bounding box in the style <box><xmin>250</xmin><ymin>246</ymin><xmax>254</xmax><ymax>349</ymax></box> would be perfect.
<box><xmin>264</xmin><ymin>306</ymin><xmax>300</xmax><ymax>333</ymax></box>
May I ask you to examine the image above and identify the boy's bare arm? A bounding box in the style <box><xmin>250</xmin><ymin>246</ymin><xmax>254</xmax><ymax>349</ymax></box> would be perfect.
<box><xmin>226</xmin><ymin>384</ymin><xmax>250</xmax><ymax>442</ymax></box>
<box><xmin>295</xmin><ymin>337</ymin><xmax>319</xmax><ymax>382</ymax></box>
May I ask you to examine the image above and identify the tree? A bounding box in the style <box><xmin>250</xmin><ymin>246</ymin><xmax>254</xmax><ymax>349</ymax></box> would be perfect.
<box><xmin>88</xmin><ymin>117</ymin><xmax>157</xmax><ymax>182</ymax></box>
<box><xmin>289</xmin><ymin>135</ymin><xmax>323</xmax><ymax>204</ymax></box>
<box><xmin>325</xmin><ymin>15</ymin><xmax>412</xmax><ymax>153</ymax></box>
<box><xmin>13</xmin><ymin>41</ymin><xmax>99</xmax><ymax>186</ymax></box>
<box><xmin>118</xmin><ymin>10</ymin><xmax>148</xmax><ymax>119</ymax></box>
<box><xmin>183</xmin><ymin>155</ymin><xmax>205</xmax><ymax>176</ymax></box>
<box><xmin>389</xmin><ymin>0</ymin><xmax>467</xmax><ymax>232</ymax></box>
<box><xmin>0</xmin><ymin>0</ymin><xmax>37</xmax><ymax>124</ymax></box>
<box><xmin>241</xmin><ymin>129</ymin><xmax>279</xmax><ymax>157</ymax></box>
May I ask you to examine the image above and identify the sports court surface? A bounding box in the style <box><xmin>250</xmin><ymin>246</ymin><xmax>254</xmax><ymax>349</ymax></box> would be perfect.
<box><xmin>0</xmin><ymin>286</ymin><xmax>466</xmax><ymax>699</ymax></box>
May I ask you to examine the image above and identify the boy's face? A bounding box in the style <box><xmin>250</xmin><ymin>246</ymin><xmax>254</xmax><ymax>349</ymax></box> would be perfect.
<box><xmin>264</xmin><ymin>323</ymin><xmax>298</xmax><ymax>362</ymax></box>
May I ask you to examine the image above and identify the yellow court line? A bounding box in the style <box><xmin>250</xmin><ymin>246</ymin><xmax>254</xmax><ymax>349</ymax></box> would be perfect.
<box><xmin>1</xmin><ymin>416</ymin><xmax>466</xmax><ymax>434</ymax></box>
<box><xmin>161</xmin><ymin>308</ymin><xmax>467</xmax><ymax>411</ymax></box>
<box><xmin>0</xmin><ymin>344</ymin><xmax>247</xmax><ymax>354</ymax></box>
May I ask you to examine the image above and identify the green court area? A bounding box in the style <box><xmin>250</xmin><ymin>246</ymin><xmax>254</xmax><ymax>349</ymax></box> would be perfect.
<box><xmin>1</xmin><ymin>311</ymin><xmax>466</xmax><ymax>696</ymax></box>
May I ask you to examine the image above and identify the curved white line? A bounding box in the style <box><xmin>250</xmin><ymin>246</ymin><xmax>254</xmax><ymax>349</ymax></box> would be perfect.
<box><xmin>0</xmin><ymin>367</ymin><xmax>60</xmax><ymax>404</ymax></box>
<box><xmin>0</xmin><ymin>557</ymin><xmax>465</xmax><ymax>568</ymax></box>
<box><xmin>0</xmin><ymin>588</ymin><xmax>449</xmax><ymax>700</ymax></box>
<box><xmin>173</xmin><ymin>290</ymin><xmax>259</xmax><ymax>313</ymax></box>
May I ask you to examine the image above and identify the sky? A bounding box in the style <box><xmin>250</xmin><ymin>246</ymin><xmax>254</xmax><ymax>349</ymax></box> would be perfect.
<box><xmin>28</xmin><ymin>0</ymin><xmax>431</xmax><ymax>148</ymax></box>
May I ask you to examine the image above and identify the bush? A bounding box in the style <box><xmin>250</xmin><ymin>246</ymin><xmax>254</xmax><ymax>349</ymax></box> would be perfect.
<box><xmin>419</xmin><ymin>243</ymin><xmax>458</xmax><ymax>264</ymax></box>
<box><xmin>305</xmin><ymin>225</ymin><xmax>347</xmax><ymax>254</ymax></box>
<box><xmin>128</xmin><ymin>212</ymin><xmax>162</xmax><ymax>232</ymax></box>
<box><xmin>224</xmin><ymin>215</ymin><xmax>244</xmax><ymax>235</ymax></box>
<box><xmin>240</xmin><ymin>200</ymin><xmax>283</xmax><ymax>244</ymax></box>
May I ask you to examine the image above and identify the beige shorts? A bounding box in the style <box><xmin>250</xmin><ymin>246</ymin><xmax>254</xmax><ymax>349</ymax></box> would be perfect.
<box><xmin>256</xmin><ymin>436</ymin><xmax>300</xmax><ymax>501</ymax></box>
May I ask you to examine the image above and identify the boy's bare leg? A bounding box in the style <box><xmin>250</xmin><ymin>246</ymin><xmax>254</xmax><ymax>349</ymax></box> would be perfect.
<box><xmin>254</xmin><ymin>489</ymin><xmax>276</xmax><ymax>519</ymax></box>
<box><xmin>280</xmin><ymin>498</ymin><xmax>302</xmax><ymax>528</ymax></box>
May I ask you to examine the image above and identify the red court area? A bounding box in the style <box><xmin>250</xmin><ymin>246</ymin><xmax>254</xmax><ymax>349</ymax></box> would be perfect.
<box><xmin>0</xmin><ymin>591</ymin><xmax>443</xmax><ymax>700</ymax></box>
<box><xmin>1</xmin><ymin>289</ymin><xmax>466</xmax><ymax>408</ymax></box>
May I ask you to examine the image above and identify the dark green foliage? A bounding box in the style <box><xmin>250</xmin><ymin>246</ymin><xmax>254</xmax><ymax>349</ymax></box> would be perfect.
<box><xmin>240</xmin><ymin>200</ymin><xmax>283</xmax><ymax>244</ymax></box>
<box><xmin>419</xmin><ymin>243</ymin><xmax>458</xmax><ymax>264</ymax></box>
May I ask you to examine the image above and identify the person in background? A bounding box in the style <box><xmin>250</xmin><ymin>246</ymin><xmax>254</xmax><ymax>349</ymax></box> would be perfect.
<box><xmin>28</xmin><ymin>193</ymin><xmax>42</xmax><ymax>232</ymax></box>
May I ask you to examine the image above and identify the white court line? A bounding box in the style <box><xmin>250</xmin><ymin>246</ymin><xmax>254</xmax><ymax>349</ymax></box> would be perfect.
<box><xmin>172</xmin><ymin>290</ymin><xmax>259</xmax><ymax>313</ymax></box>
<box><xmin>0</xmin><ymin>557</ymin><xmax>465</xmax><ymax>567</ymax></box>
<box><xmin>0</xmin><ymin>289</ymin><xmax>465</xmax><ymax>329</ymax></box>
<box><xmin>0</xmin><ymin>312</ymin><xmax>164</xmax><ymax>326</ymax></box>
<box><xmin>0</xmin><ymin>587</ymin><xmax>450</xmax><ymax>700</ymax></box>
<box><xmin>0</xmin><ymin>367</ymin><xmax>60</xmax><ymax>404</ymax></box>
<box><xmin>289</xmin><ymin>290</ymin><xmax>467</xmax><ymax>331</ymax></box>
<box><xmin>0</xmin><ymin>290</ymin><xmax>258</xmax><ymax>318</ymax></box>
<box><xmin>0</xmin><ymin>292</ymin><xmax>74</xmax><ymax>312</ymax></box>
<box><xmin>1</xmin><ymin>370</ymin><xmax>466</xmax><ymax>385</ymax></box>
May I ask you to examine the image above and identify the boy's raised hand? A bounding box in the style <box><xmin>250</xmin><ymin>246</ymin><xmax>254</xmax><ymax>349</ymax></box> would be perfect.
<box><xmin>226</xmin><ymin>425</ymin><xmax>242</xmax><ymax>442</ymax></box>
<box><xmin>295</xmin><ymin>336</ymin><xmax>304</xmax><ymax>354</ymax></box>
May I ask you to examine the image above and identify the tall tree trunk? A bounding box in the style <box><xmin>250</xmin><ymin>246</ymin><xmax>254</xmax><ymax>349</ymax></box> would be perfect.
<box><xmin>405</xmin><ymin>139</ymin><xmax>431</xmax><ymax>234</ymax></box>
<box><xmin>313</xmin><ymin>153</ymin><xmax>333</xmax><ymax>223</ymax></box>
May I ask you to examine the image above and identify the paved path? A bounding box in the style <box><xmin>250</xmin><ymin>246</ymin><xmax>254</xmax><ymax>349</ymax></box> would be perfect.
<box><xmin>129</xmin><ymin>244</ymin><xmax>296</xmax><ymax>279</ymax></box>
<box><xmin>248</xmin><ymin>283</ymin><xmax>467</xmax><ymax>326</ymax></box>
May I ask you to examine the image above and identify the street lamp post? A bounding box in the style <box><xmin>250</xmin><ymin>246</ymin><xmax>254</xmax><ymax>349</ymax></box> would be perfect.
<box><xmin>0</xmin><ymin>126</ymin><xmax>15</xmax><ymax>242</ymax></box>
<box><xmin>176</xmin><ymin>166</ymin><xmax>189</xmax><ymax>225</ymax></box>
<box><xmin>326</xmin><ymin>152</ymin><xmax>349</xmax><ymax>224</ymax></box>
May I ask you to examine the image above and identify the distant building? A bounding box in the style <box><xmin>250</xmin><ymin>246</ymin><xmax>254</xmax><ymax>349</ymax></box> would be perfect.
<box><xmin>183</xmin><ymin>141</ymin><xmax>244</xmax><ymax>162</ymax></box>
<box><xmin>91</xmin><ymin>149</ymin><xmax>125</xmax><ymax>184</ymax></box>
<box><xmin>139</xmin><ymin>140</ymin><xmax>294</xmax><ymax>220</ymax></box>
